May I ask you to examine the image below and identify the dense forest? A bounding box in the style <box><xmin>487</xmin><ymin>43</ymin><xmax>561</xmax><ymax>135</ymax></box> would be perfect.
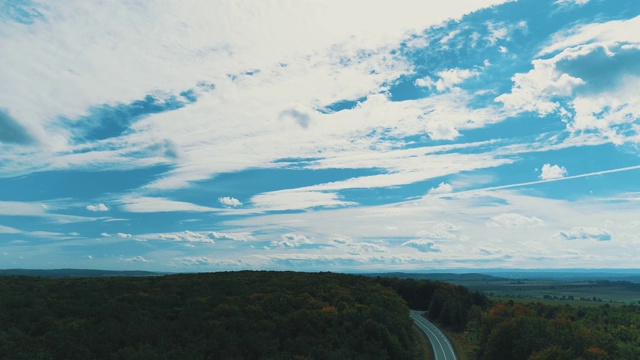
<box><xmin>376</xmin><ymin>277</ymin><xmax>489</xmax><ymax>331</ymax></box>
<box><xmin>378</xmin><ymin>276</ymin><xmax>640</xmax><ymax>360</ymax></box>
<box><xmin>5</xmin><ymin>270</ymin><xmax>636</xmax><ymax>359</ymax></box>
<box><xmin>468</xmin><ymin>300</ymin><xmax>640</xmax><ymax>360</ymax></box>
<box><xmin>0</xmin><ymin>271</ymin><xmax>483</xmax><ymax>360</ymax></box>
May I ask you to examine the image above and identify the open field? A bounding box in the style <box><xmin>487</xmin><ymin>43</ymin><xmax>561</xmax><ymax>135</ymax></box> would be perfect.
<box><xmin>371</xmin><ymin>271</ymin><xmax>640</xmax><ymax>305</ymax></box>
<box><xmin>451</xmin><ymin>278</ymin><xmax>640</xmax><ymax>305</ymax></box>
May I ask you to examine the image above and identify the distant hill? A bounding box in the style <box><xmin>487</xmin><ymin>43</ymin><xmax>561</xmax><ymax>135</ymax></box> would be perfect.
<box><xmin>479</xmin><ymin>269</ymin><xmax>640</xmax><ymax>283</ymax></box>
<box><xmin>364</xmin><ymin>272</ymin><xmax>506</xmax><ymax>282</ymax></box>
<box><xmin>5</xmin><ymin>268</ymin><xmax>638</xmax><ymax>283</ymax></box>
<box><xmin>363</xmin><ymin>270</ymin><xmax>640</xmax><ymax>284</ymax></box>
<box><xmin>0</xmin><ymin>268</ymin><xmax>166</xmax><ymax>278</ymax></box>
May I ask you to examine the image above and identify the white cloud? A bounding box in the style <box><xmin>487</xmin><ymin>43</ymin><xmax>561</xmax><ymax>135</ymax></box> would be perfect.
<box><xmin>176</xmin><ymin>256</ymin><xmax>247</xmax><ymax>268</ymax></box>
<box><xmin>271</xmin><ymin>233</ymin><xmax>312</xmax><ymax>248</ymax></box>
<box><xmin>330</xmin><ymin>235</ymin><xmax>387</xmax><ymax>254</ymax></box>
<box><xmin>415</xmin><ymin>77</ymin><xmax>436</xmax><ymax>88</ymax></box>
<box><xmin>428</xmin><ymin>182</ymin><xmax>453</xmax><ymax>195</ymax></box>
<box><xmin>86</xmin><ymin>203</ymin><xmax>109</xmax><ymax>212</ymax></box>
<box><xmin>29</xmin><ymin>230</ymin><xmax>65</xmax><ymax>238</ymax></box>
<box><xmin>298</xmin><ymin>150</ymin><xmax>512</xmax><ymax>193</ymax></box>
<box><xmin>119</xmin><ymin>196</ymin><xmax>217</xmax><ymax>213</ymax></box>
<box><xmin>0</xmin><ymin>225</ymin><xmax>21</xmax><ymax>234</ymax></box>
<box><xmin>218</xmin><ymin>185</ymin><xmax>640</xmax><ymax>269</ymax></box>
<box><xmin>445</xmin><ymin>165</ymin><xmax>640</xmax><ymax>197</ymax></box>
<box><xmin>0</xmin><ymin>201</ymin><xmax>48</xmax><ymax>216</ymax></box>
<box><xmin>554</xmin><ymin>227</ymin><xmax>612</xmax><ymax>241</ymax></box>
<box><xmin>210</xmin><ymin>231</ymin><xmax>254</xmax><ymax>242</ymax></box>
<box><xmin>437</xmin><ymin>68</ymin><xmax>479</xmax><ymax>90</ymax></box>
<box><xmin>415</xmin><ymin>68</ymin><xmax>480</xmax><ymax>92</ymax></box>
<box><xmin>486</xmin><ymin>22</ymin><xmax>509</xmax><ymax>46</ymax></box>
<box><xmin>121</xmin><ymin>256</ymin><xmax>152</xmax><ymax>263</ymax></box>
<box><xmin>497</xmin><ymin>16</ymin><xmax>640</xmax><ymax>147</ymax></box>
<box><xmin>3</xmin><ymin>1</ymin><xmax>639</xmax><ymax>272</ymax></box>
<box><xmin>4</xmin><ymin>12</ymin><xmax>509</xmax><ymax>196</ymax></box>
<box><xmin>570</xmin><ymin>75</ymin><xmax>640</xmax><ymax>145</ymax></box>
<box><xmin>415</xmin><ymin>222</ymin><xmax>460</xmax><ymax>240</ymax></box>
<box><xmin>250</xmin><ymin>190</ymin><xmax>355</xmax><ymax>212</ymax></box>
<box><xmin>547</xmin><ymin>14</ymin><xmax>640</xmax><ymax>48</ymax></box>
<box><xmin>495</xmin><ymin>55</ymin><xmax>585</xmax><ymax>116</ymax></box>
<box><xmin>433</xmin><ymin>222</ymin><xmax>460</xmax><ymax>233</ymax></box>
<box><xmin>138</xmin><ymin>230</ymin><xmax>253</xmax><ymax>243</ymax></box>
<box><xmin>177</xmin><ymin>256</ymin><xmax>216</xmax><ymax>266</ymax></box>
<box><xmin>219</xmin><ymin>145</ymin><xmax>509</xmax><ymax>214</ymax></box>
<box><xmin>539</xmin><ymin>163</ymin><xmax>568</xmax><ymax>180</ymax></box>
<box><xmin>158</xmin><ymin>230</ymin><xmax>215</xmax><ymax>243</ymax></box>
<box><xmin>218</xmin><ymin>196</ymin><xmax>242</xmax><ymax>207</ymax></box>
<box><xmin>425</xmin><ymin>121</ymin><xmax>461</xmax><ymax>140</ymax></box>
<box><xmin>0</xmin><ymin>200</ymin><xmax>100</xmax><ymax>224</ymax></box>
<box><xmin>401</xmin><ymin>240</ymin><xmax>441</xmax><ymax>252</ymax></box>
<box><xmin>0</xmin><ymin>0</ymin><xmax>509</xmax><ymax>176</ymax></box>
<box><xmin>439</xmin><ymin>29</ymin><xmax>461</xmax><ymax>45</ymax></box>
<box><xmin>487</xmin><ymin>213</ymin><xmax>544</xmax><ymax>227</ymax></box>
<box><xmin>95</xmin><ymin>231</ymin><xmax>132</xmax><ymax>240</ymax></box>
<box><xmin>554</xmin><ymin>0</ymin><xmax>591</xmax><ymax>8</ymax></box>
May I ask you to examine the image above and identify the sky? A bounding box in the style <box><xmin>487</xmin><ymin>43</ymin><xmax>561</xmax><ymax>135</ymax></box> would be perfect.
<box><xmin>1</xmin><ymin>0</ymin><xmax>639</xmax><ymax>272</ymax></box>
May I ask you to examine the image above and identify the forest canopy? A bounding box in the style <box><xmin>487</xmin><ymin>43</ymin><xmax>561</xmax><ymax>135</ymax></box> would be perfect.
<box><xmin>0</xmin><ymin>271</ymin><xmax>472</xmax><ymax>360</ymax></box>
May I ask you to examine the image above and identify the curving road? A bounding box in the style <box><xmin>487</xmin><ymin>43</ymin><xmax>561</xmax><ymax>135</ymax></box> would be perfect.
<box><xmin>410</xmin><ymin>310</ymin><xmax>457</xmax><ymax>360</ymax></box>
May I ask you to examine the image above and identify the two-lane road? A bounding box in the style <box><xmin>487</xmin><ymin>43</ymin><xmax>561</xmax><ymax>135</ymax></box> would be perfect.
<box><xmin>410</xmin><ymin>310</ymin><xmax>457</xmax><ymax>360</ymax></box>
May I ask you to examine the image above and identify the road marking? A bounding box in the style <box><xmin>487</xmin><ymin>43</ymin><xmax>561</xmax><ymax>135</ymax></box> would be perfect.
<box><xmin>417</xmin><ymin>321</ymin><xmax>446</xmax><ymax>359</ymax></box>
<box><xmin>411</xmin><ymin>311</ymin><xmax>456</xmax><ymax>360</ymax></box>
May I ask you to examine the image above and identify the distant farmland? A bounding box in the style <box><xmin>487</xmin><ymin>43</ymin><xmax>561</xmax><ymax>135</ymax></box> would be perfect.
<box><xmin>452</xmin><ymin>279</ymin><xmax>640</xmax><ymax>305</ymax></box>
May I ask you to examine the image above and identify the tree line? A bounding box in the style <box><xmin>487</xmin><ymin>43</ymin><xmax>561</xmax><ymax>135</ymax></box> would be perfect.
<box><xmin>16</xmin><ymin>270</ymin><xmax>630</xmax><ymax>359</ymax></box>
<box><xmin>0</xmin><ymin>271</ymin><xmax>484</xmax><ymax>359</ymax></box>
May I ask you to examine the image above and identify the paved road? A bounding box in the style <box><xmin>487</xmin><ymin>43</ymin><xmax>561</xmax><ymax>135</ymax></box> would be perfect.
<box><xmin>410</xmin><ymin>310</ymin><xmax>457</xmax><ymax>360</ymax></box>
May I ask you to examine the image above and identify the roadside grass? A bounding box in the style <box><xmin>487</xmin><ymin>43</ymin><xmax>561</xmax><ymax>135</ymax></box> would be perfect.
<box><xmin>439</xmin><ymin>327</ymin><xmax>477</xmax><ymax>360</ymax></box>
<box><xmin>413</xmin><ymin>325</ymin><xmax>434</xmax><ymax>360</ymax></box>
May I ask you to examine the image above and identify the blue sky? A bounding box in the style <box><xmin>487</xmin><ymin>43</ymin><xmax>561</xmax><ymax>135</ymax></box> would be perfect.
<box><xmin>1</xmin><ymin>0</ymin><xmax>640</xmax><ymax>272</ymax></box>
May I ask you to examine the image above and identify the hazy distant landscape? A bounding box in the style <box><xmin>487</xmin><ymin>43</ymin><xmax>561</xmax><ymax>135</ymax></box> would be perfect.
<box><xmin>374</xmin><ymin>271</ymin><xmax>640</xmax><ymax>304</ymax></box>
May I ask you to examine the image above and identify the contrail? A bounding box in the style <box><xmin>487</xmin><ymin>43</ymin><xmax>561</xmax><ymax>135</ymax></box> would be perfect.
<box><xmin>445</xmin><ymin>164</ymin><xmax>640</xmax><ymax>197</ymax></box>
